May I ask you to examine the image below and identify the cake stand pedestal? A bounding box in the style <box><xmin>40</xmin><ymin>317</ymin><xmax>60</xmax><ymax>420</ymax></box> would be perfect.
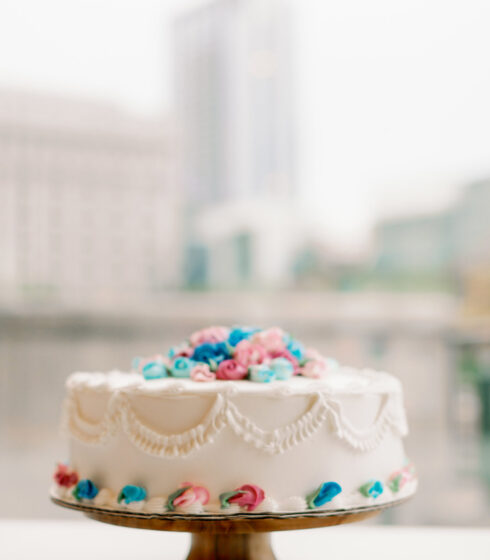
<box><xmin>51</xmin><ymin>496</ymin><xmax>409</xmax><ymax>560</ymax></box>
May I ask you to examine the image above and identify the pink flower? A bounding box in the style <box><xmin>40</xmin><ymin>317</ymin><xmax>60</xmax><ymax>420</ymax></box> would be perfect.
<box><xmin>173</xmin><ymin>483</ymin><xmax>210</xmax><ymax>508</ymax></box>
<box><xmin>190</xmin><ymin>363</ymin><xmax>216</xmax><ymax>382</ymax></box>
<box><xmin>228</xmin><ymin>484</ymin><xmax>265</xmax><ymax>512</ymax></box>
<box><xmin>216</xmin><ymin>359</ymin><xmax>248</xmax><ymax>380</ymax></box>
<box><xmin>304</xmin><ymin>347</ymin><xmax>325</xmax><ymax>362</ymax></box>
<box><xmin>233</xmin><ymin>340</ymin><xmax>268</xmax><ymax>368</ymax></box>
<box><xmin>54</xmin><ymin>464</ymin><xmax>79</xmax><ymax>488</ymax></box>
<box><xmin>251</xmin><ymin>327</ymin><xmax>286</xmax><ymax>353</ymax></box>
<box><xmin>269</xmin><ymin>349</ymin><xmax>299</xmax><ymax>374</ymax></box>
<box><xmin>301</xmin><ymin>359</ymin><xmax>326</xmax><ymax>379</ymax></box>
<box><xmin>189</xmin><ymin>326</ymin><xmax>230</xmax><ymax>347</ymax></box>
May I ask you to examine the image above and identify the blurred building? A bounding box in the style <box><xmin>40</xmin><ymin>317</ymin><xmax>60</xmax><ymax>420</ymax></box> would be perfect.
<box><xmin>373</xmin><ymin>180</ymin><xmax>490</xmax><ymax>288</ymax></box>
<box><xmin>173</xmin><ymin>0</ymin><xmax>299</xmax><ymax>288</ymax></box>
<box><xmin>0</xmin><ymin>89</ymin><xmax>180</xmax><ymax>303</ymax></box>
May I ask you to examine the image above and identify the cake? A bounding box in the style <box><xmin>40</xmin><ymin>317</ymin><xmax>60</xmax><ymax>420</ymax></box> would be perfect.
<box><xmin>51</xmin><ymin>326</ymin><xmax>417</xmax><ymax>515</ymax></box>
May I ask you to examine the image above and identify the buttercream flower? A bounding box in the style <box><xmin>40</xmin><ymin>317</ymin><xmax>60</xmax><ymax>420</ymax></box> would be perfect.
<box><xmin>171</xmin><ymin>357</ymin><xmax>196</xmax><ymax>378</ymax></box>
<box><xmin>73</xmin><ymin>479</ymin><xmax>99</xmax><ymax>501</ymax></box>
<box><xmin>233</xmin><ymin>340</ymin><xmax>268</xmax><ymax>368</ymax></box>
<box><xmin>249</xmin><ymin>364</ymin><xmax>275</xmax><ymax>383</ymax></box>
<box><xmin>270</xmin><ymin>357</ymin><xmax>294</xmax><ymax>380</ymax></box>
<box><xmin>191</xmin><ymin>342</ymin><xmax>231</xmax><ymax>367</ymax></box>
<box><xmin>359</xmin><ymin>479</ymin><xmax>384</xmax><ymax>499</ymax></box>
<box><xmin>388</xmin><ymin>462</ymin><xmax>416</xmax><ymax>493</ymax></box>
<box><xmin>304</xmin><ymin>347</ymin><xmax>324</xmax><ymax>362</ymax></box>
<box><xmin>269</xmin><ymin>349</ymin><xmax>299</xmax><ymax>373</ymax></box>
<box><xmin>251</xmin><ymin>327</ymin><xmax>286</xmax><ymax>353</ymax></box>
<box><xmin>133</xmin><ymin>355</ymin><xmax>169</xmax><ymax>380</ymax></box>
<box><xmin>300</xmin><ymin>359</ymin><xmax>327</xmax><ymax>379</ymax></box>
<box><xmin>216</xmin><ymin>359</ymin><xmax>248</xmax><ymax>380</ymax></box>
<box><xmin>286</xmin><ymin>338</ymin><xmax>305</xmax><ymax>360</ymax></box>
<box><xmin>190</xmin><ymin>326</ymin><xmax>230</xmax><ymax>347</ymax></box>
<box><xmin>168</xmin><ymin>343</ymin><xmax>194</xmax><ymax>359</ymax></box>
<box><xmin>228</xmin><ymin>326</ymin><xmax>260</xmax><ymax>347</ymax></box>
<box><xmin>190</xmin><ymin>363</ymin><xmax>216</xmax><ymax>382</ymax></box>
<box><xmin>306</xmin><ymin>482</ymin><xmax>342</xmax><ymax>509</ymax></box>
<box><xmin>167</xmin><ymin>483</ymin><xmax>210</xmax><ymax>511</ymax></box>
<box><xmin>54</xmin><ymin>464</ymin><xmax>78</xmax><ymax>488</ymax></box>
<box><xmin>118</xmin><ymin>485</ymin><xmax>147</xmax><ymax>504</ymax></box>
<box><xmin>220</xmin><ymin>484</ymin><xmax>265</xmax><ymax>512</ymax></box>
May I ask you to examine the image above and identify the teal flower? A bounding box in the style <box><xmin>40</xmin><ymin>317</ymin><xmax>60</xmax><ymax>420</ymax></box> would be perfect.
<box><xmin>359</xmin><ymin>479</ymin><xmax>384</xmax><ymax>499</ymax></box>
<box><xmin>306</xmin><ymin>482</ymin><xmax>342</xmax><ymax>508</ymax></box>
<box><xmin>171</xmin><ymin>357</ymin><xmax>196</xmax><ymax>378</ymax></box>
<box><xmin>72</xmin><ymin>479</ymin><xmax>99</xmax><ymax>501</ymax></box>
<box><xmin>132</xmin><ymin>356</ymin><xmax>168</xmax><ymax>380</ymax></box>
<box><xmin>249</xmin><ymin>364</ymin><xmax>275</xmax><ymax>383</ymax></box>
<box><xmin>270</xmin><ymin>357</ymin><xmax>294</xmax><ymax>380</ymax></box>
<box><xmin>286</xmin><ymin>339</ymin><xmax>305</xmax><ymax>360</ymax></box>
<box><xmin>118</xmin><ymin>485</ymin><xmax>147</xmax><ymax>504</ymax></box>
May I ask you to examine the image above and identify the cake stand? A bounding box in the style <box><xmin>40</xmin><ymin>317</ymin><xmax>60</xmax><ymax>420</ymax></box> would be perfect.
<box><xmin>51</xmin><ymin>495</ymin><xmax>410</xmax><ymax>560</ymax></box>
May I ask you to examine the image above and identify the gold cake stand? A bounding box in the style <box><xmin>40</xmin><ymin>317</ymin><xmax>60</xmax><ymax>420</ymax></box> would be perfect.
<box><xmin>51</xmin><ymin>495</ymin><xmax>411</xmax><ymax>559</ymax></box>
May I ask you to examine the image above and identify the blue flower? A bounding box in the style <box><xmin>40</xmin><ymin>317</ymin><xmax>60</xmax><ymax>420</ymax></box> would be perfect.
<box><xmin>73</xmin><ymin>479</ymin><xmax>99</xmax><ymax>501</ymax></box>
<box><xmin>249</xmin><ymin>364</ymin><xmax>275</xmax><ymax>383</ymax></box>
<box><xmin>286</xmin><ymin>339</ymin><xmax>305</xmax><ymax>360</ymax></box>
<box><xmin>118</xmin><ymin>485</ymin><xmax>147</xmax><ymax>504</ymax></box>
<box><xmin>171</xmin><ymin>357</ymin><xmax>196</xmax><ymax>378</ymax></box>
<box><xmin>228</xmin><ymin>327</ymin><xmax>260</xmax><ymax>347</ymax></box>
<box><xmin>270</xmin><ymin>357</ymin><xmax>294</xmax><ymax>380</ymax></box>
<box><xmin>191</xmin><ymin>342</ymin><xmax>231</xmax><ymax>366</ymax></box>
<box><xmin>359</xmin><ymin>479</ymin><xmax>384</xmax><ymax>499</ymax></box>
<box><xmin>306</xmin><ymin>482</ymin><xmax>342</xmax><ymax>509</ymax></box>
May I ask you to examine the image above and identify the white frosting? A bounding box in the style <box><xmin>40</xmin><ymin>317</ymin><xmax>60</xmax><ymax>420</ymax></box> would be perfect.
<box><xmin>61</xmin><ymin>368</ymin><xmax>415</xmax><ymax>514</ymax></box>
<box><xmin>63</xmin><ymin>371</ymin><xmax>407</xmax><ymax>456</ymax></box>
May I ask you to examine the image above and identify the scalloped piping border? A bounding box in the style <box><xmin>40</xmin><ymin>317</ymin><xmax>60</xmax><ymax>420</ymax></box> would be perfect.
<box><xmin>62</xmin><ymin>389</ymin><xmax>408</xmax><ymax>457</ymax></box>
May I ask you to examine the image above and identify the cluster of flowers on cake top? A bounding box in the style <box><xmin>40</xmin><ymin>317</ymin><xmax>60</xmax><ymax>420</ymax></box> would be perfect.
<box><xmin>132</xmin><ymin>326</ymin><xmax>338</xmax><ymax>382</ymax></box>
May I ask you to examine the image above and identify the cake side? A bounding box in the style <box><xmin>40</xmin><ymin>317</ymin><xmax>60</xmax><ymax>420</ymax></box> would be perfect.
<box><xmin>53</xmin><ymin>368</ymin><xmax>417</xmax><ymax>514</ymax></box>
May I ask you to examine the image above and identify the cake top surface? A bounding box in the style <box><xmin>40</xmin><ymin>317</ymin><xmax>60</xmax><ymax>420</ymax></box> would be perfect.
<box><xmin>67</xmin><ymin>325</ymin><xmax>403</xmax><ymax>395</ymax></box>
<box><xmin>67</xmin><ymin>368</ymin><xmax>402</xmax><ymax>396</ymax></box>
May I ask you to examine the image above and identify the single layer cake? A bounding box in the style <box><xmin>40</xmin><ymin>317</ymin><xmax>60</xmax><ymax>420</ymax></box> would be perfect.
<box><xmin>52</xmin><ymin>326</ymin><xmax>417</xmax><ymax>515</ymax></box>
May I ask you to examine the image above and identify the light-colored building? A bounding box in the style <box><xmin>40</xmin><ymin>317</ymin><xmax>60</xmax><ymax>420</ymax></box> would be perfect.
<box><xmin>173</xmin><ymin>0</ymin><xmax>299</xmax><ymax>288</ymax></box>
<box><xmin>374</xmin><ymin>212</ymin><xmax>455</xmax><ymax>275</ymax></box>
<box><xmin>374</xmin><ymin>180</ymin><xmax>490</xmax><ymax>279</ymax></box>
<box><xmin>0</xmin><ymin>89</ymin><xmax>181</xmax><ymax>303</ymax></box>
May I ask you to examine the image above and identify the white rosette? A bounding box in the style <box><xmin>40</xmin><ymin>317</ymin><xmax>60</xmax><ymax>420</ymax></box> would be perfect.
<box><xmin>253</xmin><ymin>497</ymin><xmax>278</xmax><ymax>513</ymax></box>
<box><xmin>94</xmin><ymin>488</ymin><xmax>117</xmax><ymax>508</ymax></box>
<box><xmin>220</xmin><ymin>503</ymin><xmax>241</xmax><ymax>515</ymax></box>
<box><xmin>126</xmin><ymin>499</ymin><xmax>146</xmax><ymax>512</ymax></box>
<box><xmin>279</xmin><ymin>496</ymin><xmax>307</xmax><ymax>512</ymax></box>
<box><xmin>144</xmin><ymin>496</ymin><xmax>167</xmax><ymax>514</ymax></box>
<box><xmin>176</xmin><ymin>502</ymin><xmax>204</xmax><ymax>515</ymax></box>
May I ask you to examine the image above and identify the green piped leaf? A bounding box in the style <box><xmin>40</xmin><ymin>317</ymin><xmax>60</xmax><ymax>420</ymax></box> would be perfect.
<box><xmin>166</xmin><ymin>486</ymin><xmax>190</xmax><ymax>511</ymax></box>
<box><xmin>219</xmin><ymin>490</ymin><xmax>245</xmax><ymax>509</ymax></box>
<box><xmin>72</xmin><ymin>486</ymin><xmax>81</xmax><ymax>502</ymax></box>
<box><xmin>389</xmin><ymin>474</ymin><xmax>402</xmax><ymax>493</ymax></box>
<box><xmin>305</xmin><ymin>486</ymin><xmax>321</xmax><ymax>509</ymax></box>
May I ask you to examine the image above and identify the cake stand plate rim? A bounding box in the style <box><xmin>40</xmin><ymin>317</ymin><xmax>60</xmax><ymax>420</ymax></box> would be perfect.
<box><xmin>50</xmin><ymin>493</ymin><xmax>414</xmax><ymax>533</ymax></box>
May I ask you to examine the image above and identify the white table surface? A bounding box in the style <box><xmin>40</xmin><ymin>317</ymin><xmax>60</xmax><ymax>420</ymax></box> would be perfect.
<box><xmin>1</xmin><ymin>520</ymin><xmax>489</xmax><ymax>559</ymax></box>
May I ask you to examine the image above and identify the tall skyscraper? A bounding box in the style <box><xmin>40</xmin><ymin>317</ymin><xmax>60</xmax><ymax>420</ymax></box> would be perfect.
<box><xmin>173</xmin><ymin>0</ymin><xmax>299</xmax><ymax>288</ymax></box>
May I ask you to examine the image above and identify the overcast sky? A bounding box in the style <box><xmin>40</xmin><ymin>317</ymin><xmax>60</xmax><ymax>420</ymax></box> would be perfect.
<box><xmin>1</xmin><ymin>0</ymin><xmax>490</xmax><ymax>251</ymax></box>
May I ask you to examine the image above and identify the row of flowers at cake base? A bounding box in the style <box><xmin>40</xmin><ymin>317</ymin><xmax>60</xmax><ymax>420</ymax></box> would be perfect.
<box><xmin>52</xmin><ymin>462</ymin><xmax>416</xmax><ymax>514</ymax></box>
